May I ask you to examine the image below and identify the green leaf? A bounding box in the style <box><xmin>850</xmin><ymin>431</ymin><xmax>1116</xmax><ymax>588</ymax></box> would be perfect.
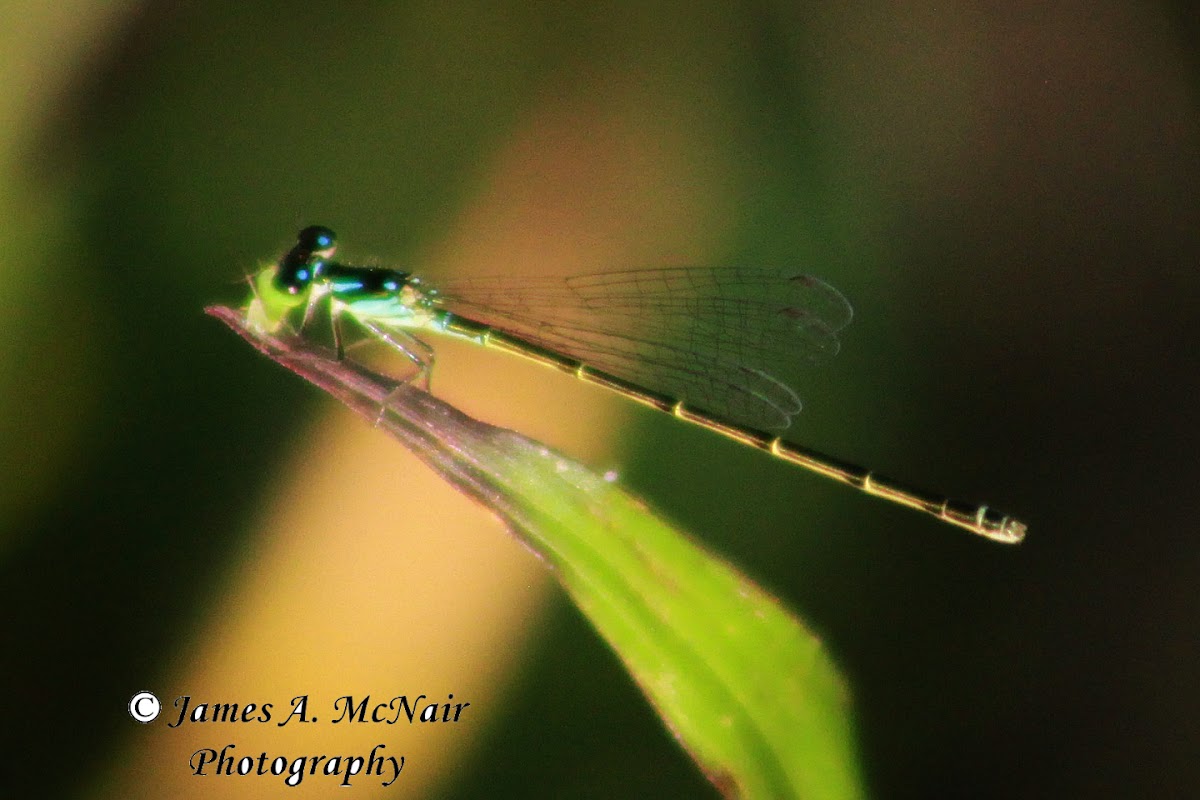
<box><xmin>208</xmin><ymin>304</ymin><xmax>865</xmax><ymax>800</ymax></box>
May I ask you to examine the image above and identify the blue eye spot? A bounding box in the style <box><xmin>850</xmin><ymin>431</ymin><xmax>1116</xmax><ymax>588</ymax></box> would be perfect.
<box><xmin>383</xmin><ymin>280</ymin><xmax>398</xmax><ymax>291</ymax></box>
<box><xmin>297</xmin><ymin>268</ymin><xmax>310</xmax><ymax>281</ymax></box>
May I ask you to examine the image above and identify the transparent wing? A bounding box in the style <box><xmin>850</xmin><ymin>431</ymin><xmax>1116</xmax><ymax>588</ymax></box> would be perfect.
<box><xmin>433</xmin><ymin>267</ymin><xmax>853</xmax><ymax>431</ymax></box>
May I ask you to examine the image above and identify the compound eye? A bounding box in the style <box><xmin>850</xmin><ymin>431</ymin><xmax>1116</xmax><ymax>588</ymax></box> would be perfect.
<box><xmin>274</xmin><ymin>256</ymin><xmax>322</xmax><ymax>296</ymax></box>
<box><xmin>296</xmin><ymin>225</ymin><xmax>337</xmax><ymax>258</ymax></box>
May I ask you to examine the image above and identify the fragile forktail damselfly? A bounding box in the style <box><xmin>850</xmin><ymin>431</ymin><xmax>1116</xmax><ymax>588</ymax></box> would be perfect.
<box><xmin>244</xmin><ymin>226</ymin><xmax>1026</xmax><ymax>544</ymax></box>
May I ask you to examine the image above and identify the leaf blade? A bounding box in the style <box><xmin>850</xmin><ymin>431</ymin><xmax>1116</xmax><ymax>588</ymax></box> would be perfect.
<box><xmin>208</xmin><ymin>304</ymin><xmax>864</xmax><ymax>800</ymax></box>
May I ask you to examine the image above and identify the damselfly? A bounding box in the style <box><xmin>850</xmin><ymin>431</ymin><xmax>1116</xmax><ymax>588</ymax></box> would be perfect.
<box><xmin>244</xmin><ymin>226</ymin><xmax>1026</xmax><ymax>543</ymax></box>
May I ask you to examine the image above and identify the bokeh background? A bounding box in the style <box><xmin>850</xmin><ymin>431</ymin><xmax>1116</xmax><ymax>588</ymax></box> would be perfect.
<box><xmin>2</xmin><ymin>2</ymin><xmax>1198</xmax><ymax>798</ymax></box>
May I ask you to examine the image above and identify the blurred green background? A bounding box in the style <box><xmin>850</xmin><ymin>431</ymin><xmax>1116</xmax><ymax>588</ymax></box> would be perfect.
<box><xmin>3</xmin><ymin>2</ymin><xmax>1198</xmax><ymax>797</ymax></box>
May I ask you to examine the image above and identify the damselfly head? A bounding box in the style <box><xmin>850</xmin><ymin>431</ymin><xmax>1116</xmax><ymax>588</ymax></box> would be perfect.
<box><xmin>270</xmin><ymin>225</ymin><xmax>339</xmax><ymax>297</ymax></box>
<box><xmin>242</xmin><ymin>230</ymin><xmax>334</xmax><ymax>332</ymax></box>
